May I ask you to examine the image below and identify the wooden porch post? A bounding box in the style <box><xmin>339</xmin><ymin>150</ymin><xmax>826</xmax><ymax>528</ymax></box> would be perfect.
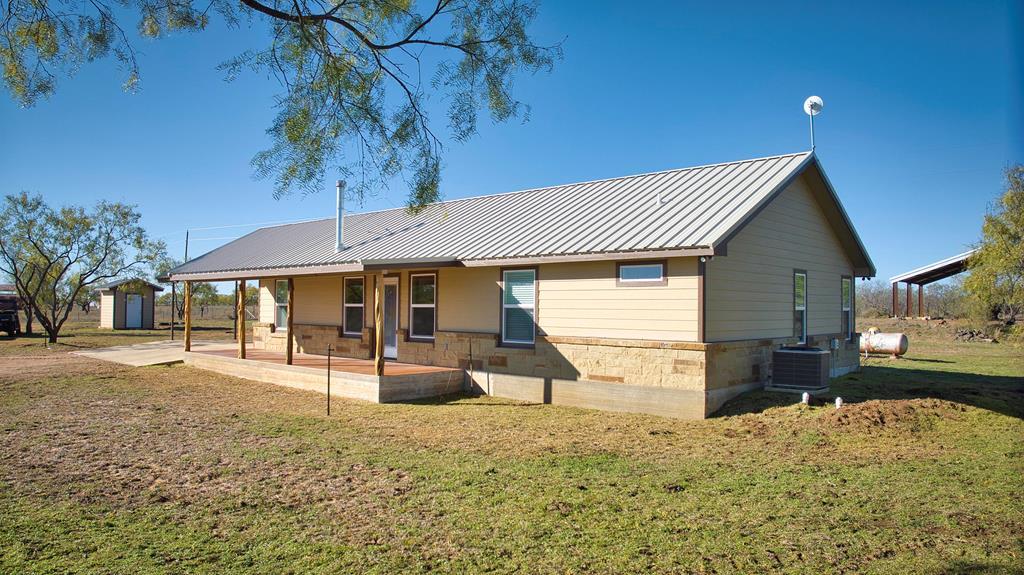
<box><xmin>237</xmin><ymin>279</ymin><xmax>246</xmax><ymax>359</ymax></box>
<box><xmin>170</xmin><ymin>281</ymin><xmax>176</xmax><ymax>341</ymax></box>
<box><xmin>918</xmin><ymin>284</ymin><xmax>924</xmax><ymax>318</ymax></box>
<box><xmin>905</xmin><ymin>282</ymin><xmax>912</xmax><ymax>318</ymax></box>
<box><xmin>891</xmin><ymin>282</ymin><xmax>898</xmax><ymax>317</ymax></box>
<box><xmin>373</xmin><ymin>272</ymin><xmax>385</xmax><ymax>376</ymax></box>
<box><xmin>183</xmin><ymin>280</ymin><xmax>192</xmax><ymax>352</ymax></box>
<box><xmin>286</xmin><ymin>277</ymin><xmax>294</xmax><ymax>365</ymax></box>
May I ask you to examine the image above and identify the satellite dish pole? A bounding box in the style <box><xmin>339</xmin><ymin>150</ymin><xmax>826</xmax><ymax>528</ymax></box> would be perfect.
<box><xmin>803</xmin><ymin>95</ymin><xmax>824</xmax><ymax>151</ymax></box>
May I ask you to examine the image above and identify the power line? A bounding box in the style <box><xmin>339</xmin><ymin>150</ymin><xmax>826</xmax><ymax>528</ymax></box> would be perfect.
<box><xmin>152</xmin><ymin>216</ymin><xmax>326</xmax><ymax>239</ymax></box>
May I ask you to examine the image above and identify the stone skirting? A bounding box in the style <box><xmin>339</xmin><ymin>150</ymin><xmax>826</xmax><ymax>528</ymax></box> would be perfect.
<box><xmin>183</xmin><ymin>351</ymin><xmax>463</xmax><ymax>403</ymax></box>
<box><xmin>251</xmin><ymin>323</ymin><xmax>860</xmax><ymax>419</ymax></box>
<box><xmin>253</xmin><ymin>322</ymin><xmax>372</xmax><ymax>358</ymax></box>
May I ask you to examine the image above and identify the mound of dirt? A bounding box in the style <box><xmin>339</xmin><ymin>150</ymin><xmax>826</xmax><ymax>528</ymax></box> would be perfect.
<box><xmin>819</xmin><ymin>398</ymin><xmax>966</xmax><ymax>432</ymax></box>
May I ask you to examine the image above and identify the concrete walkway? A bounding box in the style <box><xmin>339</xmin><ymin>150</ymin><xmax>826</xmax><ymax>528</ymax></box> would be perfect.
<box><xmin>73</xmin><ymin>340</ymin><xmax>234</xmax><ymax>367</ymax></box>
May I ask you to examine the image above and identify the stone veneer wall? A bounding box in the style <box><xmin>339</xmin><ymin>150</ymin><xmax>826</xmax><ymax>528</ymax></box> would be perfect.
<box><xmin>394</xmin><ymin>330</ymin><xmax>707</xmax><ymax>390</ymax></box>
<box><xmin>251</xmin><ymin>322</ymin><xmax>860</xmax><ymax>418</ymax></box>
<box><xmin>252</xmin><ymin>322</ymin><xmax>372</xmax><ymax>358</ymax></box>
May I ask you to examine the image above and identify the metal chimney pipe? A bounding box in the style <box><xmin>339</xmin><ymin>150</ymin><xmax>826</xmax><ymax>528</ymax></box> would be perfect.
<box><xmin>335</xmin><ymin>180</ymin><xmax>345</xmax><ymax>252</ymax></box>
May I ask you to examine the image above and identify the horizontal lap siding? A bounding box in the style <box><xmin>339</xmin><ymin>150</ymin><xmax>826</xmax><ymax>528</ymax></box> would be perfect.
<box><xmin>258</xmin><ymin>280</ymin><xmax>276</xmax><ymax>324</ymax></box>
<box><xmin>705</xmin><ymin>174</ymin><xmax>853</xmax><ymax>341</ymax></box>
<box><xmin>438</xmin><ymin>267</ymin><xmax>499</xmax><ymax>333</ymax></box>
<box><xmin>293</xmin><ymin>276</ymin><xmax>344</xmax><ymax>325</ymax></box>
<box><xmin>538</xmin><ymin>258</ymin><xmax>699</xmax><ymax>342</ymax></box>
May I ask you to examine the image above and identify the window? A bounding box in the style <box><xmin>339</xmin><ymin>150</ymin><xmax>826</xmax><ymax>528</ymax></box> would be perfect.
<box><xmin>794</xmin><ymin>271</ymin><xmax>807</xmax><ymax>344</ymax></box>
<box><xmin>502</xmin><ymin>269</ymin><xmax>536</xmax><ymax>345</ymax></box>
<box><xmin>841</xmin><ymin>277</ymin><xmax>852</xmax><ymax>341</ymax></box>
<box><xmin>343</xmin><ymin>277</ymin><xmax>364</xmax><ymax>335</ymax></box>
<box><xmin>409</xmin><ymin>273</ymin><xmax>436</xmax><ymax>339</ymax></box>
<box><xmin>274</xmin><ymin>279</ymin><xmax>288</xmax><ymax>329</ymax></box>
<box><xmin>617</xmin><ymin>261</ymin><xmax>666</xmax><ymax>285</ymax></box>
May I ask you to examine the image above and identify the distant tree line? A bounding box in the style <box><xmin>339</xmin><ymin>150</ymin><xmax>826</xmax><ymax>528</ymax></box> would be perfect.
<box><xmin>857</xmin><ymin>164</ymin><xmax>1022</xmax><ymax>332</ymax></box>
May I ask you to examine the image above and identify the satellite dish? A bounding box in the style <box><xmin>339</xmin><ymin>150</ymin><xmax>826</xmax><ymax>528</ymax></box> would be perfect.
<box><xmin>803</xmin><ymin>95</ymin><xmax>824</xmax><ymax>116</ymax></box>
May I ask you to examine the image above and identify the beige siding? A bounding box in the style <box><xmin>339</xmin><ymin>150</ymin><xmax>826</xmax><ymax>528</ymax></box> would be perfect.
<box><xmin>293</xmin><ymin>275</ymin><xmax>343</xmax><ymax>325</ymax></box>
<box><xmin>538</xmin><ymin>257</ymin><xmax>699</xmax><ymax>341</ymax></box>
<box><xmin>260</xmin><ymin>275</ymin><xmax>370</xmax><ymax>327</ymax></box>
<box><xmin>438</xmin><ymin>267</ymin><xmax>499</xmax><ymax>333</ymax></box>
<box><xmin>705</xmin><ymin>174</ymin><xmax>854</xmax><ymax>342</ymax></box>
<box><xmin>258</xmin><ymin>280</ymin><xmax>277</xmax><ymax>324</ymax></box>
<box><xmin>253</xmin><ymin>259</ymin><xmax>698</xmax><ymax>341</ymax></box>
<box><xmin>99</xmin><ymin>290</ymin><xmax>115</xmax><ymax>328</ymax></box>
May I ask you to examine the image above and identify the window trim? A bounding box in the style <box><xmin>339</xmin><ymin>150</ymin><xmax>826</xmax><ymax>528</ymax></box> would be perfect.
<box><xmin>841</xmin><ymin>275</ymin><xmax>853</xmax><ymax>341</ymax></box>
<box><xmin>794</xmin><ymin>270</ymin><xmax>807</xmax><ymax>344</ymax></box>
<box><xmin>274</xmin><ymin>279</ymin><xmax>288</xmax><ymax>329</ymax></box>
<box><xmin>342</xmin><ymin>276</ymin><xmax>365</xmax><ymax>337</ymax></box>
<box><xmin>615</xmin><ymin>260</ymin><xmax>668</xmax><ymax>287</ymax></box>
<box><xmin>408</xmin><ymin>272</ymin><xmax>437</xmax><ymax>340</ymax></box>
<box><xmin>501</xmin><ymin>267</ymin><xmax>538</xmax><ymax>346</ymax></box>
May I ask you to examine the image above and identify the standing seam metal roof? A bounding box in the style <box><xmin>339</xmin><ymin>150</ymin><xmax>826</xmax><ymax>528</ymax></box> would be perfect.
<box><xmin>172</xmin><ymin>152</ymin><xmax>823</xmax><ymax>276</ymax></box>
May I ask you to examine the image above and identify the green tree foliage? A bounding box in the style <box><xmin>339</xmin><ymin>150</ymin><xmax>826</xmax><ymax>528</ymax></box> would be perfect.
<box><xmin>965</xmin><ymin>165</ymin><xmax>1024</xmax><ymax>323</ymax></box>
<box><xmin>1</xmin><ymin>0</ymin><xmax>560</xmax><ymax>209</ymax></box>
<box><xmin>245</xmin><ymin>284</ymin><xmax>259</xmax><ymax>307</ymax></box>
<box><xmin>0</xmin><ymin>192</ymin><xmax>166</xmax><ymax>342</ymax></box>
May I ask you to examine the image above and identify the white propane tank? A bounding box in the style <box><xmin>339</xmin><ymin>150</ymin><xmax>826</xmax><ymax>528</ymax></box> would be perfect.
<box><xmin>859</xmin><ymin>331</ymin><xmax>909</xmax><ymax>357</ymax></box>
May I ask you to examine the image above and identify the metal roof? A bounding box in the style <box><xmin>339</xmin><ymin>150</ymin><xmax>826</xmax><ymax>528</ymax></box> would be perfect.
<box><xmin>94</xmin><ymin>278</ymin><xmax>165</xmax><ymax>292</ymax></box>
<box><xmin>170</xmin><ymin>151</ymin><xmax>870</xmax><ymax>279</ymax></box>
<box><xmin>890</xmin><ymin>249</ymin><xmax>978</xmax><ymax>285</ymax></box>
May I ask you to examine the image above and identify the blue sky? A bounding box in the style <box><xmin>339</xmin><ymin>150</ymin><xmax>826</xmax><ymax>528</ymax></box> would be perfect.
<box><xmin>1</xmin><ymin>0</ymin><xmax>1020</xmax><ymax>290</ymax></box>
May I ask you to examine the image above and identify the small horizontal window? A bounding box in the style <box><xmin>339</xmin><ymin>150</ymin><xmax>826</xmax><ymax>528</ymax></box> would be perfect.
<box><xmin>618</xmin><ymin>262</ymin><xmax>665</xmax><ymax>284</ymax></box>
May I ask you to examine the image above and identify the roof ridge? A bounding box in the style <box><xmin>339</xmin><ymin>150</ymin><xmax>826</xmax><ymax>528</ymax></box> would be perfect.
<box><xmin>339</xmin><ymin>150</ymin><xmax>813</xmax><ymax>219</ymax></box>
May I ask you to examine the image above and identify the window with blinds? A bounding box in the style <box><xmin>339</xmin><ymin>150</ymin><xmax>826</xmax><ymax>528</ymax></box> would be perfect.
<box><xmin>502</xmin><ymin>269</ymin><xmax>536</xmax><ymax>345</ymax></box>
<box><xmin>794</xmin><ymin>271</ymin><xmax>807</xmax><ymax>344</ymax></box>
<box><xmin>274</xmin><ymin>279</ymin><xmax>288</xmax><ymax>329</ymax></box>
<box><xmin>841</xmin><ymin>277</ymin><xmax>852</xmax><ymax>341</ymax></box>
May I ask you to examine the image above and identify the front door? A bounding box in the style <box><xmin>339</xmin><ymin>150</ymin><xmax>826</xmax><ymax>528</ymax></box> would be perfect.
<box><xmin>125</xmin><ymin>294</ymin><xmax>143</xmax><ymax>329</ymax></box>
<box><xmin>383</xmin><ymin>278</ymin><xmax>398</xmax><ymax>359</ymax></box>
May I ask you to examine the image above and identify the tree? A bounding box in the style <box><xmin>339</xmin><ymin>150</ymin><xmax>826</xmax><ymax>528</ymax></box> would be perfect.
<box><xmin>0</xmin><ymin>195</ymin><xmax>50</xmax><ymax>336</ymax></box>
<box><xmin>0</xmin><ymin>192</ymin><xmax>166</xmax><ymax>343</ymax></box>
<box><xmin>245</xmin><ymin>285</ymin><xmax>259</xmax><ymax>308</ymax></box>
<box><xmin>964</xmin><ymin>165</ymin><xmax>1024</xmax><ymax>323</ymax></box>
<box><xmin>191</xmin><ymin>283</ymin><xmax>219</xmax><ymax>318</ymax></box>
<box><xmin>855</xmin><ymin>279</ymin><xmax>891</xmax><ymax>318</ymax></box>
<box><xmin>74</xmin><ymin>288</ymin><xmax>99</xmax><ymax>314</ymax></box>
<box><xmin>1</xmin><ymin>0</ymin><xmax>560</xmax><ymax>209</ymax></box>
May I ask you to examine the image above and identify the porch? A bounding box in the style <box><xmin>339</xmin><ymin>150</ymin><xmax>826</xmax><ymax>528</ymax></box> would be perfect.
<box><xmin>184</xmin><ymin>344</ymin><xmax>464</xmax><ymax>403</ymax></box>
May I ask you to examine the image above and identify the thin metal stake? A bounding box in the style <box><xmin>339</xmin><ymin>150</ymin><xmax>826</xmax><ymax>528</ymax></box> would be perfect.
<box><xmin>326</xmin><ymin>344</ymin><xmax>332</xmax><ymax>416</ymax></box>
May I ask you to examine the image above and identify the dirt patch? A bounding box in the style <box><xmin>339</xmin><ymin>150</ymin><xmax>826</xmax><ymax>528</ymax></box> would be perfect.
<box><xmin>818</xmin><ymin>398</ymin><xmax>966</xmax><ymax>432</ymax></box>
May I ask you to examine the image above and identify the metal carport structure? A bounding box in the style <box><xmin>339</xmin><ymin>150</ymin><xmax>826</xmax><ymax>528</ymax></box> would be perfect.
<box><xmin>890</xmin><ymin>249</ymin><xmax>977</xmax><ymax>317</ymax></box>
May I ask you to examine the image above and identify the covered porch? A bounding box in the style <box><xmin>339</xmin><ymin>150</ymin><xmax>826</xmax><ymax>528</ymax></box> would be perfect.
<box><xmin>166</xmin><ymin>264</ymin><xmax>464</xmax><ymax>403</ymax></box>
<box><xmin>184</xmin><ymin>343</ymin><xmax>463</xmax><ymax>403</ymax></box>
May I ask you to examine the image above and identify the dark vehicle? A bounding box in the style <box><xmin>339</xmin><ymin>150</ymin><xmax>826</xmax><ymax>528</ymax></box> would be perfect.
<box><xmin>0</xmin><ymin>287</ymin><xmax>20</xmax><ymax>337</ymax></box>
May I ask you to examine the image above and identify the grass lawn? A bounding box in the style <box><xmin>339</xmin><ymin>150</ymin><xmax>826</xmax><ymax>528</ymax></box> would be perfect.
<box><xmin>0</xmin><ymin>319</ymin><xmax>243</xmax><ymax>356</ymax></box>
<box><xmin>0</xmin><ymin>319</ymin><xmax>1021</xmax><ymax>574</ymax></box>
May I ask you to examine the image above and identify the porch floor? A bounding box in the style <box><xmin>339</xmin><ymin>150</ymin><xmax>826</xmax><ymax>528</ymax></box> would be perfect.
<box><xmin>192</xmin><ymin>344</ymin><xmax>455</xmax><ymax>377</ymax></box>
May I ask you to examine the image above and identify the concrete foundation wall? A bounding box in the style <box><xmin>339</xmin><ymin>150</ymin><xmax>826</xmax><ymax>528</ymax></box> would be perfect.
<box><xmin>183</xmin><ymin>351</ymin><xmax>462</xmax><ymax>403</ymax></box>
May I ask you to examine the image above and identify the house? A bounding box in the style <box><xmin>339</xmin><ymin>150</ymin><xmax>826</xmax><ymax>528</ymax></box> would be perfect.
<box><xmin>168</xmin><ymin>152</ymin><xmax>875</xmax><ymax>418</ymax></box>
<box><xmin>95</xmin><ymin>279</ymin><xmax>164</xmax><ymax>330</ymax></box>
